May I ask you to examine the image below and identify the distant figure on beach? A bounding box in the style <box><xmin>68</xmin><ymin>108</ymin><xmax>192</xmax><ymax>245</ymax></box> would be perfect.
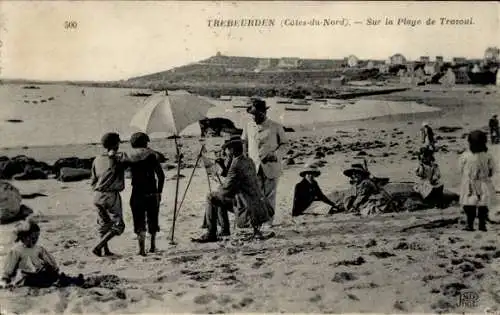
<box><xmin>291</xmin><ymin>163</ymin><xmax>339</xmax><ymax>217</ymax></box>
<box><xmin>90</xmin><ymin>133</ymin><xmax>127</xmax><ymax>257</ymax></box>
<box><xmin>342</xmin><ymin>164</ymin><xmax>393</xmax><ymax>216</ymax></box>
<box><xmin>127</xmin><ymin>132</ymin><xmax>165</xmax><ymax>256</ymax></box>
<box><xmin>420</xmin><ymin>122</ymin><xmax>436</xmax><ymax>151</ymax></box>
<box><xmin>489</xmin><ymin>114</ymin><xmax>499</xmax><ymax>144</ymax></box>
<box><xmin>459</xmin><ymin>130</ymin><xmax>496</xmax><ymax>232</ymax></box>
<box><xmin>0</xmin><ymin>219</ymin><xmax>84</xmax><ymax>288</ymax></box>
<box><xmin>242</xmin><ymin>98</ymin><xmax>288</xmax><ymax>229</ymax></box>
<box><xmin>413</xmin><ymin>147</ymin><xmax>444</xmax><ymax>206</ymax></box>
<box><xmin>81</xmin><ymin>89</ymin><xmax>85</xmax><ymax>96</ymax></box>
<box><xmin>192</xmin><ymin>137</ymin><xmax>273</xmax><ymax>243</ymax></box>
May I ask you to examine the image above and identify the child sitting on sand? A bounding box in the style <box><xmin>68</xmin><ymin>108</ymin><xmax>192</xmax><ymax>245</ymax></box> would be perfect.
<box><xmin>0</xmin><ymin>218</ymin><xmax>84</xmax><ymax>288</ymax></box>
<box><xmin>413</xmin><ymin>147</ymin><xmax>444</xmax><ymax>205</ymax></box>
<box><xmin>459</xmin><ymin>130</ymin><xmax>496</xmax><ymax>232</ymax></box>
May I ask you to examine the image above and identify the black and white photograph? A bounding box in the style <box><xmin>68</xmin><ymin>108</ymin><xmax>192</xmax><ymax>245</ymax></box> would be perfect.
<box><xmin>0</xmin><ymin>1</ymin><xmax>499</xmax><ymax>313</ymax></box>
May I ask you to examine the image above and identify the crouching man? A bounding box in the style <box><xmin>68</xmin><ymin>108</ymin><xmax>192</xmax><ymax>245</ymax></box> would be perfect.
<box><xmin>192</xmin><ymin>138</ymin><xmax>273</xmax><ymax>243</ymax></box>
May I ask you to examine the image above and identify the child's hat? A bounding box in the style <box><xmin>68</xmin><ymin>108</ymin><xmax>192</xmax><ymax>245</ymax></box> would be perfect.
<box><xmin>14</xmin><ymin>217</ymin><xmax>40</xmax><ymax>242</ymax></box>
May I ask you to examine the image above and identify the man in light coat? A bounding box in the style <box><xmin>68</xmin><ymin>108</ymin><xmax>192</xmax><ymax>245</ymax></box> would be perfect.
<box><xmin>242</xmin><ymin>98</ymin><xmax>288</xmax><ymax>227</ymax></box>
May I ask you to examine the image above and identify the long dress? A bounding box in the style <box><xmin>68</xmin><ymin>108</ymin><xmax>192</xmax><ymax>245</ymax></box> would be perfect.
<box><xmin>458</xmin><ymin>151</ymin><xmax>496</xmax><ymax>207</ymax></box>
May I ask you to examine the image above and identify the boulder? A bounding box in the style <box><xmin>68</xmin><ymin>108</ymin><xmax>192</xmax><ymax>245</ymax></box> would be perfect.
<box><xmin>58</xmin><ymin>167</ymin><xmax>92</xmax><ymax>182</ymax></box>
<box><xmin>0</xmin><ymin>181</ymin><xmax>23</xmax><ymax>223</ymax></box>
<box><xmin>53</xmin><ymin>157</ymin><xmax>94</xmax><ymax>177</ymax></box>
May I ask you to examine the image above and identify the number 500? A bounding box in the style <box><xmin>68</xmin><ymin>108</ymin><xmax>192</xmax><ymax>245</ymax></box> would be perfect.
<box><xmin>64</xmin><ymin>21</ymin><xmax>78</xmax><ymax>29</ymax></box>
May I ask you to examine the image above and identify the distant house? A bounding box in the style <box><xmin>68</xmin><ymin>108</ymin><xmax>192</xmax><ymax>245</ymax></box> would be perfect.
<box><xmin>257</xmin><ymin>58</ymin><xmax>272</xmax><ymax>70</ymax></box>
<box><xmin>471</xmin><ymin>64</ymin><xmax>481</xmax><ymax>73</ymax></box>
<box><xmin>452</xmin><ymin>57</ymin><xmax>467</xmax><ymax>65</ymax></box>
<box><xmin>389</xmin><ymin>53</ymin><xmax>406</xmax><ymax>65</ymax></box>
<box><xmin>440</xmin><ymin>68</ymin><xmax>470</xmax><ymax>85</ymax></box>
<box><xmin>366</xmin><ymin>61</ymin><xmax>375</xmax><ymax>69</ymax></box>
<box><xmin>378</xmin><ymin>64</ymin><xmax>390</xmax><ymax>73</ymax></box>
<box><xmin>420</xmin><ymin>56</ymin><xmax>430</xmax><ymax>63</ymax></box>
<box><xmin>346</xmin><ymin>55</ymin><xmax>359</xmax><ymax>67</ymax></box>
<box><xmin>484</xmin><ymin>47</ymin><xmax>500</xmax><ymax>63</ymax></box>
<box><xmin>424</xmin><ymin>63</ymin><xmax>441</xmax><ymax>76</ymax></box>
<box><xmin>277</xmin><ymin>57</ymin><xmax>301</xmax><ymax>68</ymax></box>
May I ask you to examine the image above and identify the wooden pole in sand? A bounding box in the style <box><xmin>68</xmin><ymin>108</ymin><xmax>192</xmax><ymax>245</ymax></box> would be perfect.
<box><xmin>170</xmin><ymin>135</ymin><xmax>182</xmax><ymax>244</ymax></box>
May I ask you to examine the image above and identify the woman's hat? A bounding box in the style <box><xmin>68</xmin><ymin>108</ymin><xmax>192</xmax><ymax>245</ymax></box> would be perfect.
<box><xmin>246</xmin><ymin>98</ymin><xmax>270</xmax><ymax>114</ymax></box>
<box><xmin>343</xmin><ymin>163</ymin><xmax>370</xmax><ymax>178</ymax></box>
<box><xmin>221</xmin><ymin>135</ymin><xmax>243</xmax><ymax>150</ymax></box>
<box><xmin>299</xmin><ymin>163</ymin><xmax>321</xmax><ymax>177</ymax></box>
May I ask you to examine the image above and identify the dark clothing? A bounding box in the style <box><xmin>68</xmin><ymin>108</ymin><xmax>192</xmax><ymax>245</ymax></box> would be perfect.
<box><xmin>130</xmin><ymin>192</ymin><xmax>159</xmax><ymax>234</ymax></box>
<box><xmin>292</xmin><ymin>178</ymin><xmax>335</xmax><ymax>216</ymax></box>
<box><xmin>205</xmin><ymin>194</ymin><xmax>233</xmax><ymax>236</ymax></box>
<box><xmin>128</xmin><ymin>148</ymin><xmax>159</xmax><ymax>194</ymax></box>
<box><xmin>464</xmin><ymin>205</ymin><xmax>488</xmax><ymax>230</ymax></box>
<box><xmin>489</xmin><ymin>118</ymin><xmax>499</xmax><ymax>143</ymax></box>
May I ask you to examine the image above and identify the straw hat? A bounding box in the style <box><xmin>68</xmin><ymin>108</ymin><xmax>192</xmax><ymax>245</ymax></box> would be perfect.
<box><xmin>299</xmin><ymin>163</ymin><xmax>321</xmax><ymax>178</ymax></box>
<box><xmin>343</xmin><ymin>163</ymin><xmax>370</xmax><ymax>178</ymax></box>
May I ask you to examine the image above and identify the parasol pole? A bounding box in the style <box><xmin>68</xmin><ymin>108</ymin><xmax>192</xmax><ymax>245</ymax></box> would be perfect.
<box><xmin>170</xmin><ymin>134</ymin><xmax>182</xmax><ymax>244</ymax></box>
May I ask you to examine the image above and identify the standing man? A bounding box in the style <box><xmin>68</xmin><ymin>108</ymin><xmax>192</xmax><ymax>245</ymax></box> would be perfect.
<box><xmin>489</xmin><ymin>114</ymin><xmax>499</xmax><ymax>144</ymax></box>
<box><xmin>242</xmin><ymin>98</ymin><xmax>288</xmax><ymax>228</ymax></box>
<box><xmin>128</xmin><ymin>132</ymin><xmax>165</xmax><ymax>256</ymax></box>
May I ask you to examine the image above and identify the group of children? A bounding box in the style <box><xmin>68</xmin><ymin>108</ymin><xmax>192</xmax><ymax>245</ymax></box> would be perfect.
<box><xmin>90</xmin><ymin>132</ymin><xmax>165</xmax><ymax>257</ymax></box>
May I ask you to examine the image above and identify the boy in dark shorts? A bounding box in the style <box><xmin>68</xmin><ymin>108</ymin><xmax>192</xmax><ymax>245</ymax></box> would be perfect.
<box><xmin>128</xmin><ymin>132</ymin><xmax>165</xmax><ymax>256</ymax></box>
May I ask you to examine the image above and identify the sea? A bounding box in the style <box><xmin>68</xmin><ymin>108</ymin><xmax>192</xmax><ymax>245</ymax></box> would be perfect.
<box><xmin>0</xmin><ymin>84</ymin><xmax>440</xmax><ymax>148</ymax></box>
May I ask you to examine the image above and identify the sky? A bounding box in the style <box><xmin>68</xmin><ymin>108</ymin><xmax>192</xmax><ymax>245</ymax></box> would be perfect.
<box><xmin>0</xmin><ymin>1</ymin><xmax>498</xmax><ymax>81</ymax></box>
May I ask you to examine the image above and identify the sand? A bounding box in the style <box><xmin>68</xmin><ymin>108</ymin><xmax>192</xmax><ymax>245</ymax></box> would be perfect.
<box><xmin>0</xmin><ymin>84</ymin><xmax>499</xmax><ymax>314</ymax></box>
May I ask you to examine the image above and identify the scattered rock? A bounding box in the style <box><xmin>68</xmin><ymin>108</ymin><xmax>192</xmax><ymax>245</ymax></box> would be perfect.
<box><xmin>438</xmin><ymin>126</ymin><xmax>463</xmax><ymax>133</ymax></box>
<box><xmin>332</xmin><ymin>272</ymin><xmax>358</xmax><ymax>283</ymax></box>
<box><xmin>347</xmin><ymin>293</ymin><xmax>359</xmax><ymax>301</ymax></box>
<box><xmin>365</xmin><ymin>239</ymin><xmax>377</xmax><ymax>248</ymax></box>
<box><xmin>333</xmin><ymin>257</ymin><xmax>366</xmax><ymax>267</ymax></box>
<box><xmin>194</xmin><ymin>293</ymin><xmax>217</xmax><ymax>305</ymax></box>
<box><xmin>370</xmin><ymin>251</ymin><xmax>395</xmax><ymax>259</ymax></box>
<box><xmin>393</xmin><ymin>300</ymin><xmax>407</xmax><ymax>311</ymax></box>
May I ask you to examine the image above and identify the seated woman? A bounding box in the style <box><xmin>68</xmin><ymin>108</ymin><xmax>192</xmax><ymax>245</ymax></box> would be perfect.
<box><xmin>413</xmin><ymin>147</ymin><xmax>444</xmax><ymax>206</ymax></box>
<box><xmin>291</xmin><ymin>163</ymin><xmax>339</xmax><ymax>217</ymax></box>
<box><xmin>342</xmin><ymin>164</ymin><xmax>394</xmax><ymax>216</ymax></box>
<box><xmin>0</xmin><ymin>218</ymin><xmax>84</xmax><ymax>288</ymax></box>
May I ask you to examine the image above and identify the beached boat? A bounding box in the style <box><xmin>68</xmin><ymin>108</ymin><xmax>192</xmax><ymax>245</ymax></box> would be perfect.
<box><xmin>276</xmin><ymin>98</ymin><xmax>293</xmax><ymax>104</ymax></box>
<box><xmin>285</xmin><ymin>99</ymin><xmax>311</xmax><ymax>111</ymax></box>
<box><xmin>319</xmin><ymin>103</ymin><xmax>346</xmax><ymax>110</ymax></box>
<box><xmin>219</xmin><ymin>95</ymin><xmax>232</xmax><ymax>101</ymax></box>
<box><xmin>319</xmin><ymin>99</ymin><xmax>353</xmax><ymax>109</ymax></box>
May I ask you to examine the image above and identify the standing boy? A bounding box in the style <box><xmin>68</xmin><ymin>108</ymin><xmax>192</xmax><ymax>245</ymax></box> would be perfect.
<box><xmin>128</xmin><ymin>132</ymin><xmax>165</xmax><ymax>256</ymax></box>
<box><xmin>90</xmin><ymin>132</ymin><xmax>127</xmax><ymax>257</ymax></box>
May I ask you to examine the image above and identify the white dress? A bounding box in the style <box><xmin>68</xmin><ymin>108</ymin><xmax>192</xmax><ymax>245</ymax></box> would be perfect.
<box><xmin>458</xmin><ymin>151</ymin><xmax>496</xmax><ymax>207</ymax></box>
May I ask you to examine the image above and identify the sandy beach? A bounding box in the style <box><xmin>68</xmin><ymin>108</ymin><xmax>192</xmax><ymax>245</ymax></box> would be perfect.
<box><xmin>0</xmin><ymin>84</ymin><xmax>499</xmax><ymax>314</ymax></box>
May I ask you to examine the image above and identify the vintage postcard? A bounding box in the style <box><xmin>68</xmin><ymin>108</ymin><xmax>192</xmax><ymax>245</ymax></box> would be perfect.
<box><xmin>0</xmin><ymin>1</ymin><xmax>499</xmax><ymax>314</ymax></box>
